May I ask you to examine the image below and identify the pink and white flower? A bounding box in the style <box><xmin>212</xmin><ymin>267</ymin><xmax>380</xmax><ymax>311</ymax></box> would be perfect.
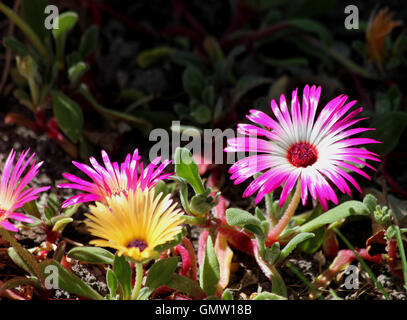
<box><xmin>225</xmin><ymin>85</ymin><xmax>380</xmax><ymax>210</ymax></box>
<box><xmin>58</xmin><ymin>149</ymin><xmax>172</xmax><ymax>208</ymax></box>
<box><xmin>0</xmin><ymin>149</ymin><xmax>50</xmax><ymax>231</ymax></box>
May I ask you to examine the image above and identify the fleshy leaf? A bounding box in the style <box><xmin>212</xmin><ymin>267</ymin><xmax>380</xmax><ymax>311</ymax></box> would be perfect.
<box><xmin>299</xmin><ymin>201</ymin><xmax>370</xmax><ymax>232</ymax></box>
<box><xmin>52</xmin><ymin>91</ymin><xmax>84</xmax><ymax>143</ymax></box>
<box><xmin>214</xmin><ymin>233</ymin><xmax>233</xmax><ymax>291</ymax></box>
<box><xmin>226</xmin><ymin>208</ymin><xmax>262</xmax><ymax>227</ymax></box>
<box><xmin>113</xmin><ymin>254</ymin><xmax>132</xmax><ymax>300</ymax></box>
<box><xmin>199</xmin><ymin>236</ymin><xmax>220</xmax><ymax>296</ymax></box>
<box><xmin>67</xmin><ymin>247</ymin><xmax>115</xmax><ymax>265</ymax></box>
<box><xmin>174</xmin><ymin>147</ymin><xmax>205</xmax><ymax>195</ymax></box>
<box><xmin>278</xmin><ymin>232</ymin><xmax>315</xmax><ymax>262</ymax></box>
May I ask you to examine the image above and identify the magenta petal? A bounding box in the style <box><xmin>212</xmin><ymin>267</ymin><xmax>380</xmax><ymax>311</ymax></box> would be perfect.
<box><xmin>8</xmin><ymin>212</ymin><xmax>34</xmax><ymax>223</ymax></box>
<box><xmin>1</xmin><ymin>220</ymin><xmax>18</xmax><ymax>232</ymax></box>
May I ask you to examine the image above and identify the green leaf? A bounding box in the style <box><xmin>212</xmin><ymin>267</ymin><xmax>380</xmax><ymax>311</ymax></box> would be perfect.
<box><xmin>137</xmin><ymin>46</ymin><xmax>174</xmax><ymax>68</ymax></box>
<box><xmin>183</xmin><ymin>66</ymin><xmax>206</xmax><ymax>100</ymax></box>
<box><xmin>263</xmin><ymin>243</ymin><xmax>280</xmax><ymax>265</ymax></box>
<box><xmin>166</xmin><ymin>274</ymin><xmax>206</xmax><ymax>299</ymax></box>
<box><xmin>139</xmin><ymin>257</ymin><xmax>179</xmax><ymax>299</ymax></box>
<box><xmin>253</xmin><ymin>292</ymin><xmax>287</xmax><ymax>300</ymax></box>
<box><xmin>174</xmin><ymin>147</ymin><xmax>205</xmax><ymax>195</ymax></box>
<box><xmin>53</xmin><ymin>241</ymin><xmax>66</xmax><ymax>262</ymax></box>
<box><xmin>278</xmin><ymin>232</ymin><xmax>315</xmax><ymax>262</ymax></box>
<box><xmin>52</xmin><ymin>91</ymin><xmax>84</xmax><ymax>143</ymax></box>
<box><xmin>199</xmin><ymin>236</ymin><xmax>220</xmax><ymax>296</ymax></box>
<box><xmin>22</xmin><ymin>199</ymin><xmax>41</xmax><ymax>219</ymax></box>
<box><xmin>289</xmin><ymin>18</ymin><xmax>332</xmax><ymax>43</ymax></box>
<box><xmin>106</xmin><ymin>269</ymin><xmax>118</xmax><ymax>297</ymax></box>
<box><xmin>21</xmin><ymin>0</ymin><xmax>49</xmax><ymax>43</ymax></box>
<box><xmin>191</xmin><ymin>105</ymin><xmax>211</xmax><ymax>124</ymax></box>
<box><xmin>67</xmin><ymin>247</ymin><xmax>115</xmax><ymax>264</ymax></box>
<box><xmin>190</xmin><ymin>193</ymin><xmax>216</xmax><ymax>216</ymax></box>
<box><xmin>52</xmin><ymin>11</ymin><xmax>78</xmax><ymax>67</ymax></box>
<box><xmin>202</xmin><ymin>86</ymin><xmax>215</xmax><ymax>107</ymax></box>
<box><xmin>3</xmin><ymin>37</ymin><xmax>29</xmax><ymax>57</ymax></box>
<box><xmin>222</xmin><ymin>289</ymin><xmax>233</xmax><ymax>300</ymax></box>
<box><xmin>52</xmin><ymin>11</ymin><xmax>78</xmax><ymax>40</ymax></box>
<box><xmin>226</xmin><ymin>208</ymin><xmax>261</xmax><ymax>227</ymax></box>
<box><xmin>8</xmin><ymin>247</ymin><xmax>36</xmax><ymax>275</ymax></box>
<box><xmin>299</xmin><ymin>200</ymin><xmax>370</xmax><ymax>233</ymax></box>
<box><xmin>297</xmin><ymin>227</ymin><xmax>324</xmax><ymax>254</ymax></box>
<box><xmin>62</xmin><ymin>203</ymin><xmax>80</xmax><ymax>218</ymax></box>
<box><xmin>203</xmin><ymin>37</ymin><xmax>224</xmax><ymax>64</ymax></box>
<box><xmin>52</xmin><ymin>217</ymin><xmax>73</xmax><ymax>232</ymax></box>
<box><xmin>363</xmin><ymin>194</ymin><xmax>378</xmax><ymax>214</ymax></box>
<box><xmin>362</xmin><ymin>111</ymin><xmax>407</xmax><ymax>156</ymax></box>
<box><xmin>113</xmin><ymin>254</ymin><xmax>132</xmax><ymax>300</ymax></box>
<box><xmin>170</xmin><ymin>50</ymin><xmax>203</xmax><ymax>68</ymax></box>
<box><xmin>68</xmin><ymin>61</ymin><xmax>89</xmax><ymax>84</ymax></box>
<box><xmin>154</xmin><ymin>228</ymin><xmax>186</xmax><ymax>253</ymax></box>
<box><xmin>232</xmin><ymin>75</ymin><xmax>271</xmax><ymax>105</ymax></box>
<box><xmin>79</xmin><ymin>25</ymin><xmax>99</xmax><ymax>58</ymax></box>
<box><xmin>40</xmin><ymin>260</ymin><xmax>104</xmax><ymax>300</ymax></box>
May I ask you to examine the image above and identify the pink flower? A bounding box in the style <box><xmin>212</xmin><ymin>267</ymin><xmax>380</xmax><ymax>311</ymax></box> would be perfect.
<box><xmin>58</xmin><ymin>149</ymin><xmax>172</xmax><ymax>208</ymax></box>
<box><xmin>225</xmin><ymin>85</ymin><xmax>380</xmax><ymax>210</ymax></box>
<box><xmin>0</xmin><ymin>149</ymin><xmax>50</xmax><ymax>231</ymax></box>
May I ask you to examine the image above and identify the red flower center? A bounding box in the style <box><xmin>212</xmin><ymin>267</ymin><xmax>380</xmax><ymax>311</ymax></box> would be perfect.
<box><xmin>128</xmin><ymin>239</ymin><xmax>147</xmax><ymax>252</ymax></box>
<box><xmin>287</xmin><ymin>142</ymin><xmax>318</xmax><ymax>168</ymax></box>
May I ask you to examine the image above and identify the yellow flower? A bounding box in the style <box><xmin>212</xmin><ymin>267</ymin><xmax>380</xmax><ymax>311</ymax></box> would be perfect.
<box><xmin>85</xmin><ymin>188</ymin><xmax>184</xmax><ymax>262</ymax></box>
<box><xmin>366</xmin><ymin>8</ymin><xmax>402</xmax><ymax>67</ymax></box>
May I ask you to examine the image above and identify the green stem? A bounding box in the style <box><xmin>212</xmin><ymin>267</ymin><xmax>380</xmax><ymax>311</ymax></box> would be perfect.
<box><xmin>267</xmin><ymin>181</ymin><xmax>301</xmax><ymax>242</ymax></box>
<box><xmin>301</xmin><ymin>34</ymin><xmax>373</xmax><ymax>79</ymax></box>
<box><xmin>0</xmin><ymin>2</ymin><xmax>50</xmax><ymax>63</ymax></box>
<box><xmin>0</xmin><ymin>227</ymin><xmax>45</xmax><ymax>284</ymax></box>
<box><xmin>286</xmin><ymin>262</ymin><xmax>323</xmax><ymax>300</ymax></box>
<box><xmin>182</xmin><ymin>215</ymin><xmax>207</xmax><ymax>226</ymax></box>
<box><xmin>394</xmin><ymin>226</ymin><xmax>407</xmax><ymax>293</ymax></box>
<box><xmin>77</xmin><ymin>84</ymin><xmax>152</xmax><ymax>130</ymax></box>
<box><xmin>131</xmin><ymin>262</ymin><xmax>143</xmax><ymax>300</ymax></box>
<box><xmin>27</xmin><ymin>77</ymin><xmax>40</xmax><ymax>108</ymax></box>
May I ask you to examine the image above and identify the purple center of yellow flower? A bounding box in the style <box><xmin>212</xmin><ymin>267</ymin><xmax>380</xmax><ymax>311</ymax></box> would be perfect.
<box><xmin>287</xmin><ymin>142</ymin><xmax>318</xmax><ymax>168</ymax></box>
<box><xmin>128</xmin><ymin>239</ymin><xmax>147</xmax><ymax>252</ymax></box>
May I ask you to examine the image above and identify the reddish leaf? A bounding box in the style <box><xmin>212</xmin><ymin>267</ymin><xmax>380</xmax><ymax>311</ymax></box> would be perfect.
<box><xmin>198</xmin><ymin>229</ymin><xmax>209</xmax><ymax>266</ymax></box>
<box><xmin>176</xmin><ymin>245</ymin><xmax>191</xmax><ymax>277</ymax></box>
<box><xmin>214</xmin><ymin>232</ymin><xmax>233</xmax><ymax>293</ymax></box>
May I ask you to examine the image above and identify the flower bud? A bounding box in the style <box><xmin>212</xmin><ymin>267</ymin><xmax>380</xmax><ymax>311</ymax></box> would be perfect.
<box><xmin>190</xmin><ymin>194</ymin><xmax>215</xmax><ymax>216</ymax></box>
<box><xmin>386</xmin><ymin>225</ymin><xmax>397</xmax><ymax>239</ymax></box>
<box><xmin>16</xmin><ymin>55</ymin><xmax>38</xmax><ymax>80</ymax></box>
<box><xmin>374</xmin><ymin>205</ymin><xmax>392</xmax><ymax>226</ymax></box>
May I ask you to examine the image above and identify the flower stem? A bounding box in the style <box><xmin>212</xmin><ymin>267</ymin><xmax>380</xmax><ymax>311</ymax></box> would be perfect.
<box><xmin>0</xmin><ymin>227</ymin><xmax>45</xmax><ymax>284</ymax></box>
<box><xmin>267</xmin><ymin>181</ymin><xmax>301</xmax><ymax>242</ymax></box>
<box><xmin>394</xmin><ymin>226</ymin><xmax>407</xmax><ymax>293</ymax></box>
<box><xmin>131</xmin><ymin>262</ymin><xmax>143</xmax><ymax>300</ymax></box>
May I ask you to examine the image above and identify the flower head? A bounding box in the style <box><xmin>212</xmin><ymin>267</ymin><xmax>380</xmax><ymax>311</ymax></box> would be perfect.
<box><xmin>58</xmin><ymin>149</ymin><xmax>172</xmax><ymax>208</ymax></box>
<box><xmin>0</xmin><ymin>149</ymin><xmax>50</xmax><ymax>231</ymax></box>
<box><xmin>366</xmin><ymin>8</ymin><xmax>402</xmax><ymax>67</ymax></box>
<box><xmin>85</xmin><ymin>188</ymin><xmax>184</xmax><ymax>262</ymax></box>
<box><xmin>225</xmin><ymin>85</ymin><xmax>380</xmax><ymax>210</ymax></box>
